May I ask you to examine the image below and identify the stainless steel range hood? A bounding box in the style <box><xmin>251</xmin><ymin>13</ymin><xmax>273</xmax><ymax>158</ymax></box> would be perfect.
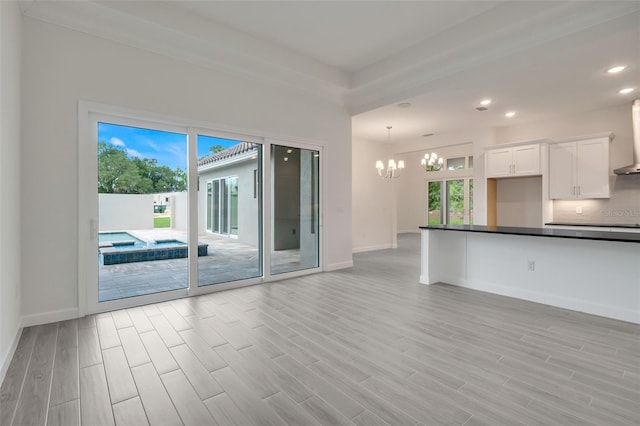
<box><xmin>614</xmin><ymin>99</ymin><xmax>640</xmax><ymax>175</ymax></box>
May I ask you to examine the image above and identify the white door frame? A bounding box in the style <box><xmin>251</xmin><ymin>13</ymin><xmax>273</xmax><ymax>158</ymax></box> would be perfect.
<box><xmin>78</xmin><ymin>101</ymin><xmax>323</xmax><ymax>316</ymax></box>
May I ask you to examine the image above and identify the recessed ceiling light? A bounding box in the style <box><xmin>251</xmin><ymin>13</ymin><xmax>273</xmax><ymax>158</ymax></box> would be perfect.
<box><xmin>619</xmin><ymin>87</ymin><xmax>635</xmax><ymax>94</ymax></box>
<box><xmin>607</xmin><ymin>65</ymin><xmax>626</xmax><ymax>74</ymax></box>
<box><xmin>505</xmin><ymin>111</ymin><xmax>516</xmax><ymax>118</ymax></box>
<box><xmin>480</xmin><ymin>99</ymin><xmax>492</xmax><ymax>106</ymax></box>
<box><xmin>397</xmin><ymin>102</ymin><xmax>412</xmax><ymax>108</ymax></box>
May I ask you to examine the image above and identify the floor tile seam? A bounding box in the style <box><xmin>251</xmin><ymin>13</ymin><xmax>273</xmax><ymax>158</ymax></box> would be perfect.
<box><xmin>517</xmin><ymin>381</ymin><xmax>632</xmax><ymax>425</ymax></box>
<box><xmin>361</xmin><ymin>372</ymin><xmax>474</xmax><ymax>423</ymax></box>
<box><xmin>49</xmin><ymin>324</ymin><xmax>80</xmax><ymax>410</ymax></box>
<box><xmin>12</xmin><ymin>324</ymin><xmax>56</xmax><ymax>426</ymax></box>
<box><xmin>456</xmin><ymin>381</ymin><xmax>551</xmax><ymax>426</ymax></box>
<box><xmin>401</xmin><ymin>348</ymin><xmax>498</xmax><ymax>389</ymax></box>
<box><xmin>546</xmin><ymin>355</ymin><xmax>632</xmax><ymax>385</ymax></box>
<box><xmin>349</xmin><ymin>376</ymin><xmax>425</xmax><ymax>426</ymax></box>
<box><xmin>568</xmin><ymin>373</ymin><xmax>640</xmax><ymax>404</ymax></box>
<box><xmin>174</xmin><ymin>362</ymin><xmax>224</xmax><ymax>401</ymax></box>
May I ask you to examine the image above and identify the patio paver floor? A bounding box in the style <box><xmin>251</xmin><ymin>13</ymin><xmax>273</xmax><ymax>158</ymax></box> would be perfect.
<box><xmin>98</xmin><ymin>229</ymin><xmax>306</xmax><ymax>301</ymax></box>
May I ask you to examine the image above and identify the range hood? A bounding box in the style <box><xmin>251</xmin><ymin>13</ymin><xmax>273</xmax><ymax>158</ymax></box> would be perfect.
<box><xmin>614</xmin><ymin>99</ymin><xmax>640</xmax><ymax>175</ymax></box>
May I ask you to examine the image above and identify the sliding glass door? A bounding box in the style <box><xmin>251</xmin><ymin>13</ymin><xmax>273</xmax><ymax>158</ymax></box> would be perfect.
<box><xmin>80</xmin><ymin>106</ymin><xmax>322</xmax><ymax>314</ymax></box>
<box><xmin>197</xmin><ymin>135</ymin><xmax>262</xmax><ymax>286</ymax></box>
<box><xmin>271</xmin><ymin>145</ymin><xmax>320</xmax><ymax>275</ymax></box>
<box><xmin>97</xmin><ymin>122</ymin><xmax>188</xmax><ymax>302</ymax></box>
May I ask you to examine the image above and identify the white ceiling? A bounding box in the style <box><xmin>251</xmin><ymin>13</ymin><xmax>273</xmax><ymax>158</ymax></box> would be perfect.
<box><xmin>177</xmin><ymin>0</ymin><xmax>503</xmax><ymax>72</ymax></box>
<box><xmin>22</xmin><ymin>0</ymin><xmax>640</xmax><ymax>144</ymax></box>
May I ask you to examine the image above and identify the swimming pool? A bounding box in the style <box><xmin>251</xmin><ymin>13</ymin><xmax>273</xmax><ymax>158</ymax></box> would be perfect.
<box><xmin>99</xmin><ymin>231</ymin><xmax>145</xmax><ymax>247</ymax></box>
<box><xmin>99</xmin><ymin>233</ymin><xmax>208</xmax><ymax>265</ymax></box>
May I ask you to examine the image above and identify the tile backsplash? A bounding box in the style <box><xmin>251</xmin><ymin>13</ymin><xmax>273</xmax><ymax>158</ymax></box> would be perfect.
<box><xmin>553</xmin><ymin>175</ymin><xmax>640</xmax><ymax>225</ymax></box>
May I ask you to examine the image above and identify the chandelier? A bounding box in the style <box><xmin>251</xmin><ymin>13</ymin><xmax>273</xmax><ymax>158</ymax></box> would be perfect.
<box><xmin>422</xmin><ymin>152</ymin><xmax>444</xmax><ymax>172</ymax></box>
<box><xmin>375</xmin><ymin>126</ymin><xmax>405</xmax><ymax>178</ymax></box>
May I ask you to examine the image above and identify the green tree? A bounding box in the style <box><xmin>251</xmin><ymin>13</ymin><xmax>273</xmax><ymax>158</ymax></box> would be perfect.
<box><xmin>98</xmin><ymin>141</ymin><xmax>186</xmax><ymax>194</ymax></box>
<box><xmin>428</xmin><ymin>181</ymin><xmax>441</xmax><ymax>210</ymax></box>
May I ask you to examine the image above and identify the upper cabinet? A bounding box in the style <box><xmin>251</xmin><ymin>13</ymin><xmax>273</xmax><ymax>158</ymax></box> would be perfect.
<box><xmin>549</xmin><ymin>133</ymin><xmax>613</xmax><ymax>199</ymax></box>
<box><xmin>486</xmin><ymin>143</ymin><xmax>541</xmax><ymax>178</ymax></box>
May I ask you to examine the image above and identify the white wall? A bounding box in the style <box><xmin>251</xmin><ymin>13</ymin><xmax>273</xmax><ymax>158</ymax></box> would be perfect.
<box><xmin>21</xmin><ymin>17</ymin><xmax>352</xmax><ymax>322</ymax></box>
<box><xmin>395</xmin><ymin>142</ymin><xmax>475</xmax><ymax>233</ymax></box>
<box><xmin>496</xmin><ymin>176</ymin><xmax>543</xmax><ymax>227</ymax></box>
<box><xmin>351</xmin><ymin>137</ymin><xmax>395</xmax><ymax>252</ymax></box>
<box><xmin>352</xmin><ymin>128</ymin><xmax>493</xmax><ymax>253</ymax></box>
<box><xmin>495</xmin><ymin>103</ymin><xmax>634</xmax><ymax>169</ymax></box>
<box><xmin>170</xmin><ymin>192</ymin><xmax>188</xmax><ymax>232</ymax></box>
<box><xmin>98</xmin><ymin>194</ymin><xmax>154</xmax><ymax>231</ymax></box>
<box><xmin>198</xmin><ymin>159</ymin><xmax>259</xmax><ymax>246</ymax></box>
<box><xmin>0</xmin><ymin>0</ymin><xmax>22</xmax><ymax>380</ymax></box>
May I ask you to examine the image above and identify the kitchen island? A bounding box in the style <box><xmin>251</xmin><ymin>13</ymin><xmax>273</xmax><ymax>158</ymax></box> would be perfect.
<box><xmin>420</xmin><ymin>225</ymin><xmax>640</xmax><ymax>323</ymax></box>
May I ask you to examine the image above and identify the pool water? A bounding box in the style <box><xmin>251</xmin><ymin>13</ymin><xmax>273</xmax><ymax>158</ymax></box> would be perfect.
<box><xmin>99</xmin><ymin>232</ymin><xmax>145</xmax><ymax>246</ymax></box>
<box><xmin>109</xmin><ymin>239</ymin><xmax>187</xmax><ymax>251</ymax></box>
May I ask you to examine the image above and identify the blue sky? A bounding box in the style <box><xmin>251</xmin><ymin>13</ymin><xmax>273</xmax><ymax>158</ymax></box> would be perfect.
<box><xmin>98</xmin><ymin>122</ymin><xmax>239</xmax><ymax>170</ymax></box>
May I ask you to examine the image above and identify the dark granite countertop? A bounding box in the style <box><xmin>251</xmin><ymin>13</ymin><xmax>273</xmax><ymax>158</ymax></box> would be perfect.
<box><xmin>419</xmin><ymin>224</ymin><xmax>640</xmax><ymax>243</ymax></box>
<box><xmin>545</xmin><ymin>222</ymin><xmax>640</xmax><ymax>229</ymax></box>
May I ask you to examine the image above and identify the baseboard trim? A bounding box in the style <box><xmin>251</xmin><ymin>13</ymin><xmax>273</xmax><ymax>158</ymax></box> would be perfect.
<box><xmin>0</xmin><ymin>326</ymin><xmax>23</xmax><ymax>386</ymax></box>
<box><xmin>21</xmin><ymin>308</ymin><xmax>79</xmax><ymax>328</ymax></box>
<box><xmin>352</xmin><ymin>244</ymin><xmax>394</xmax><ymax>253</ymax></box>
<box><xmin>448</xmin><ymin>278</ymin><xmax>640</xmax><ymax>324</ymax></box>
<box><xmin>325</xmin><ymin>261</ymin><xmax>353</xmax><ymax>271</ymax></box>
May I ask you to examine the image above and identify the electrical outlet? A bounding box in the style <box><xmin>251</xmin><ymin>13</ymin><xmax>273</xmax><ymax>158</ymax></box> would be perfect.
<box><xmin>576</xmin><ymin>206</ymin><xmax>582</xmax><ymax>214</ymax></box>
<box><xmin>527</xmin><ymin>260</ymin><xmax>535</xmax><ymax>271</ymax></box>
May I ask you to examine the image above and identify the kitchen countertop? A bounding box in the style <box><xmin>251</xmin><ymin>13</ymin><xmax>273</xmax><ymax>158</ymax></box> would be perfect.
<box><xmin>545</xmin><ymin>222</ymin><xmax>640</xmax><ymax>228</ymax></box>
<box><xmin>420</xmin><ymin>224</ymin><xmax>640</xmax><ymax>243</ymax></box>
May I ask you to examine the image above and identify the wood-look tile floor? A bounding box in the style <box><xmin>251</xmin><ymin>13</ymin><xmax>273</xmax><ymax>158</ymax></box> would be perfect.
<box><xmin>2</xmin><ymin>234</ymin><xmax>639</xmax><ymax>425</ymax></box>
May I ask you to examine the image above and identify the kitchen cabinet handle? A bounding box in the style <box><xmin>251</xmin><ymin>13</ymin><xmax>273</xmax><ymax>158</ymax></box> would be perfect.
<box><xmin>577</xmin><ymin>186</ymin><xmax>580</xmax><ymax>196</ymax></box>
<box><xmin>572</xmin><ymin>186</ymin><xmax>575</xmax><ymax>195</ymax></box>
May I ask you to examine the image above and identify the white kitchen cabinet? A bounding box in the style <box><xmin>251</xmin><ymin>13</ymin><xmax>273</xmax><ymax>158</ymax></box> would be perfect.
<box><xmin>486</xmin><ymin>143</ymin><xmax>541</xmax><ymax>177</ymax></box>
<box><xmin>549</xmin><ymin>133</ymin><xmax>612</xmax><ymax>199</ymax></box>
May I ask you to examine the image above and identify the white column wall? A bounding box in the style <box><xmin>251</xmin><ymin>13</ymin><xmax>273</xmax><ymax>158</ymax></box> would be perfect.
<box><xmin>98</xmin><ymin>194</ymin><xmax>154</xmax><ymax>231</ymax></box>
<box><xmin>0</xmin><ymin>0</ymin><xmax>22</xmax><ymax>380</ymax></box>
<box><xmin>351</xmin><ymin>137</ymin><xmax>396</xmax><ymax>252</ymax></box>
<box><xmin>21</xmin><ymin>17</ymin><xmax>352</xmax><ymax>322</ymax></box>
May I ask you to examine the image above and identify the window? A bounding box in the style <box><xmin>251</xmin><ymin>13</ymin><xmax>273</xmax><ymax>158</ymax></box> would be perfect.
<box><xmin>206</xmin><ymin>177</ymin><xmax>238</xmax><ymax>236</ymax></box>
<box><xmin>446</xmin><ymin>179</ymin><xmax>464</xmax><ymax>224</ymax></box>
<box><xmin>427</xmin><ymin>178</ymin><xmax>474</xmax><ymax>225</ymax></box>
<box><xmin>428</xmin><ymin>181</ymin><xmax>443</xmax><ymax>225</ymax></box>
<box><xmin>447</xmin><ymin>157</ymin><xmax>466</xmax><ymax>170</ymax></box>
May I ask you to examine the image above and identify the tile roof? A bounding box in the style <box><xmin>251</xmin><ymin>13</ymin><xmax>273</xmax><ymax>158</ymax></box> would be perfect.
<box><xmin>198</xmin><ymin>142</ymin><xmax>258</xmax><ymax>167</ymax></box>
